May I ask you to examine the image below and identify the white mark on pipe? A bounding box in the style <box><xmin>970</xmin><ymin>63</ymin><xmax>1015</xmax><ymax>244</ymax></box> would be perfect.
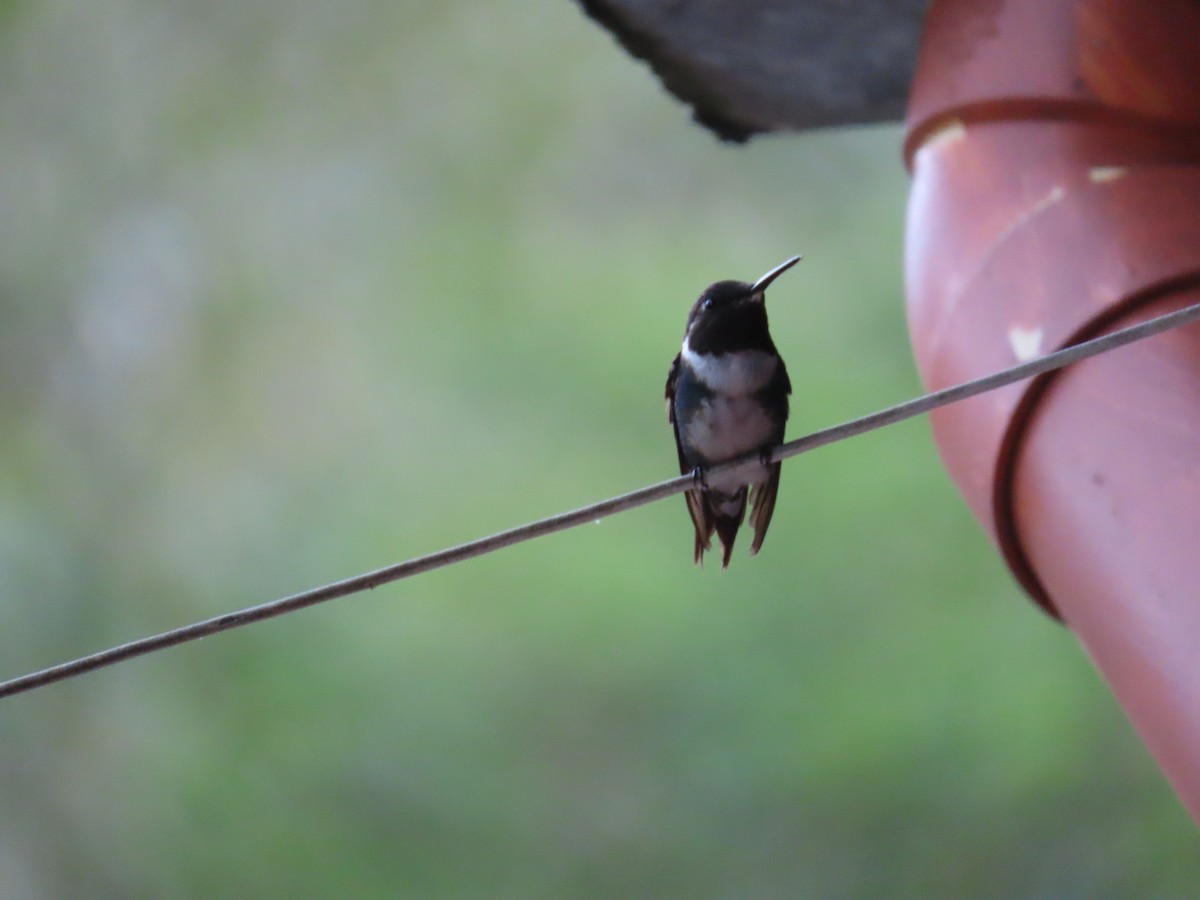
<box><xmin>1008</xmin><ymin>326</ymin><xmax>1044</xmax><ymax>362</ymax></box>
<box><xmin>1089</xmin><ymin>166</ymin><xmax>1128</xmax><ymax>183</ymax></box>
<box><xmin>923</xmin><ymin>118</ymin><xmax>967</xmax><ymax>151</ymax></box>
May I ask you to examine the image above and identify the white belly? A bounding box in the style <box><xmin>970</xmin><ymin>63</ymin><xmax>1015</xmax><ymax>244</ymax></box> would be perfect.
<box><xmin>679</xmin><ymin>344</ymin><xmax>780</xmax><ymax>491</ymax></box>
<box><xmin>686</xmin><ymin>394</ymin><xmax>777</xmax><ymax>491</ymax></box>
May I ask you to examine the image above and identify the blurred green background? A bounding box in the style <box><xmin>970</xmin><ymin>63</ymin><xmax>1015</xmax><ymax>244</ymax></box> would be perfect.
<box><xmin>1</xmin><ymin>1</ymin><xmax>1195</xmax><ymax>896</ymax></box>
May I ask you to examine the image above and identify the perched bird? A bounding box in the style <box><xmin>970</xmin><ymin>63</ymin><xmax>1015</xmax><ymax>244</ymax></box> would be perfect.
<box><xmin>665</xmin><ymin>256</ymin><xmax>799</xmax><ymax>567</ymax></box>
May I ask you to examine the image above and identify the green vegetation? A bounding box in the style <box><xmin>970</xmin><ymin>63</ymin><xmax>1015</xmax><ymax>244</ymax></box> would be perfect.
<box><xmin>0</xmin><ymin>1</ymin><xmax>1193</xmax><ymax>896</ymax></box>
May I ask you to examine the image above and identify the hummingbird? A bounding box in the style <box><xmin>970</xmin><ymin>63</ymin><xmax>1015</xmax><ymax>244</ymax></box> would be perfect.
<box><xmin>665</xmin><ymin>255</ymin><xmax>799</xmax><ymax>567</ymax></box>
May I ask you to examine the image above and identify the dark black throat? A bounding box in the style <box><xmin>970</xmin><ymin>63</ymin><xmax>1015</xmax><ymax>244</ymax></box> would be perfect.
<box><xmin>687</xmin><ymin>303</ymin><xmax>777</xmax><ymax>356</ymax></box>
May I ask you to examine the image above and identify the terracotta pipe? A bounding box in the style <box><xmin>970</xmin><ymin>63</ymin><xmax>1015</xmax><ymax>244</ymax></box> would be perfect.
<box><xmin>904</xmin><ymin>0</ymin><xmax>1200</xmax><ymax>817</ymax></box>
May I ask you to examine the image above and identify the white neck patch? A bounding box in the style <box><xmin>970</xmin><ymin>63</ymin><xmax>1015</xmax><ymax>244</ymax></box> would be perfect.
<box><xmin>682</xmin><ymin>339</ymin><xmax>778</xmax><ymax>395</ymax></box>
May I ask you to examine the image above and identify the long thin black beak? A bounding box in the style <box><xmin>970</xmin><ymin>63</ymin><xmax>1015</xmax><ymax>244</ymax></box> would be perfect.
<box><xmin>751</xmin><ymin>255</ymin><xmax>802</xmax><ymax>293</ymax></box>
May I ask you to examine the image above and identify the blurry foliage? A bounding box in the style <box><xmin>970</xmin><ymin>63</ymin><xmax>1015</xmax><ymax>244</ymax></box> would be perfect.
<box><xmin>0</xmin><ymin>0</ymin><xmax>1195</xmax><ymax>897</ymax></box>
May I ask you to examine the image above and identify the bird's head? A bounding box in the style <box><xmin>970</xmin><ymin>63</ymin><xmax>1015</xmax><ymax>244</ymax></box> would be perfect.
<box><xmin>683</xmin><ymin>255</ymin><xmax>801</xmax><ymax>354</ymax></box>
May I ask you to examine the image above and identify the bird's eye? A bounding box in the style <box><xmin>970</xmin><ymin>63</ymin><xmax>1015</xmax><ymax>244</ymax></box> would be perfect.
<box><xmin>702</xmin><ymin>297</ymin><xmax>714</xmax><ymax>311</ymax></box>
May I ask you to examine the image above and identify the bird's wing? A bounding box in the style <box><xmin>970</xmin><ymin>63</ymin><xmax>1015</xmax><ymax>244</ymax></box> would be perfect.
<box><xmin>747</xmin><ymin>359</ymin><xmax>790</xmax><ymax>555</ymax></box>
<box><xmin>666</xmin><ymin>352</ymin><xmax>714</xmax><ymax>563</ymax></box>
<box><xmin>747</xmin><ymin>463</ymin><xmax>781</xmax><ymax>556</ymax></box>
<box><xmin>665</xmin><ymin>353</ymin><xmax>680</xmax><ymax>424</ymax></box>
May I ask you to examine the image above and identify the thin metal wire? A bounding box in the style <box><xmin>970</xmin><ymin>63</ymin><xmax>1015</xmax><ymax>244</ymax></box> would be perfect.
<box><xmin>4</xmin><ymin>299</ymin><xmax>1200</xmax><ymax>700</ymax></box>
